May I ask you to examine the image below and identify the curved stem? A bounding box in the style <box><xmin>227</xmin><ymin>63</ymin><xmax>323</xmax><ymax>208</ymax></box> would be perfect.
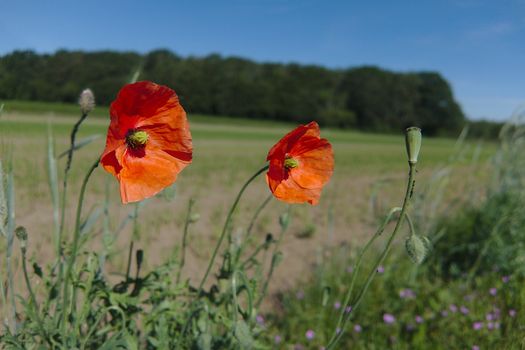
<box><xmin>58</xmin><ymin>113</ymin><xmax>88</xmax><ymax>243</ymax></box>
<box><xmin>236</xmin><ymin>194</ymin><xmax>273</xmax><ymax>264</ymax></box>
<box><xmin>198</xmin><ymin>165</ymin><xmax>269</xmax><ymax>293</ymax></box>
<box><xmin>326</xmin><ymin>164</ymin><xmax>416</xmax><ymax>349</ymax></box>
<box><xmin>332</xmin><ymin>207</ymin><xmax>401</xmax><ymax>340</ymax></box>
<box><xmin>256</xmin><ymin>205</ymin><xmax>291</xmax><ymax>308</ymax></box>
<box><xmin>61</xmin><ymin>157</ymin><xmax>100</xmax><ymax>338</ymax></box>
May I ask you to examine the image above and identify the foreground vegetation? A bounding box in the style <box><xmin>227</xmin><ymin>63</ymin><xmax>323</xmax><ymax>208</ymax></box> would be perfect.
<box><xmin>1</xmin><ymin>95</ymin><xmax>521</xmax><ymax>349</ymax></box>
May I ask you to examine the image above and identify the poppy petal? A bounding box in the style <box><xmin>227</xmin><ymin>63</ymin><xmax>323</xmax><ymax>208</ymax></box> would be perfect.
<box><xmin>116</xmin><ymin>147</ymin><xmax>189</xmax><ymax>204</ymax></box>
<box><xmin>290</xmin><ymin>142</ymin><xmax>333</xmax><ymax>189</ymax></box>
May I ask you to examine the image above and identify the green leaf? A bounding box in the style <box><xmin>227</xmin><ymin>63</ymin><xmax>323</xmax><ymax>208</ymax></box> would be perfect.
<box><xmin>234</xmin><ymin>320</ymin><xmax>255</xmax><ymax>349</ymax></box>
<box><xmin>57</xmin><ymin>134</ymin><xmax>102</xmax><ymax>159</ymax></box>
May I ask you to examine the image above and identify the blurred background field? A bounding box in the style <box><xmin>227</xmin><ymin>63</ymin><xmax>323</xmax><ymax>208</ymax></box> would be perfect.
<box><xmin>0</xmin><ymin>99</ymin><xmax>496</xmax><ymax>291</ymax></box>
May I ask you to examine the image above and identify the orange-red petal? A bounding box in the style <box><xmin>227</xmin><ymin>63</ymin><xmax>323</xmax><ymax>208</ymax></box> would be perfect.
<box><xmin>115</xmin><ymin>145</ymin><xmax>189</xmax><ymax>204</ymax></box>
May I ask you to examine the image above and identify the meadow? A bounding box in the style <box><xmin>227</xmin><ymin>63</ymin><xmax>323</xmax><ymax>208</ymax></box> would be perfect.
<box><xmin>0</xmin><ymin>101</ymin><xmax>493</xmax><ymax>286</ymax></box>
<box><xmin>1</xmin><ymin>98</ymin><xmax>523</xmax><ymax>349</ymax></box>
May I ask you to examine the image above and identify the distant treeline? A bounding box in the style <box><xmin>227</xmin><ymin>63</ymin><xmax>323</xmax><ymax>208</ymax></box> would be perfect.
<box><xmin>0</xmin><ymin>49</ymin><xmax>470</xmax><ymax>135</ymax></box>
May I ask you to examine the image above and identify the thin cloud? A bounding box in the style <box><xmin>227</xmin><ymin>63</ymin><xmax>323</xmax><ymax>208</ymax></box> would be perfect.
<box><xmin>465</xmin><ymin>21</ymin><xmax>515</xmax><ymax>40</ymax></box>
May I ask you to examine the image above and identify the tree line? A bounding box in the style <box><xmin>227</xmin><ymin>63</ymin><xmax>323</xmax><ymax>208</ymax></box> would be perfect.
<box><xmin>0</xmin><ymin>49</ymin><xmax>468</xmax><ymax>135</ymax></box>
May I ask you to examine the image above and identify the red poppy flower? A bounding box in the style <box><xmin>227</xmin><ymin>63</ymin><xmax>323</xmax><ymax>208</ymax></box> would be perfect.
<box><xmin>266</xmin><ymin>121</ymin><xmax>334</xmax><ymax>205</ymax></box>
<box><xmin>100</xmin><ymin>81</ymin><xmax>192</xmax><ymax>204</ymax></box>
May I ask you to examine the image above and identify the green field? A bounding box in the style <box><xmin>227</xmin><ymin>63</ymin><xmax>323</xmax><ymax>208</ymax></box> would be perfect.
<box><xmin>0</xmin><ymin>99</ymin><xmax>497</xmax><ymax>287</ymax></box>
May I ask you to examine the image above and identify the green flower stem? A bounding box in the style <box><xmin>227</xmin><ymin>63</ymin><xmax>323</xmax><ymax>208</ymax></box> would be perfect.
<box><xmin>331</xmin><ymin>206</ymin><xmax>401</xmax><ymax>343</ymax></box>
<box><xmin>236</xmin><ymin>194</ymin><xmax>273</xmax><ymax>265</ymax></box>
<box><xmin>58</xmin><ymin>112</ymin><xmax>88</xmax><ymax>243</ymax></box>
<box><xmin>256</xmin><ymin>205</ymin><xmax>291</xmax><ymax>308</ymax></box>
<box><xmin>21</xmin><ymin>247</ymin><xmax>51</xmax><ymax>346</ymax></box>
<box><xmin>198</xmin><ymin>165</ymin><xmax>269</xmax><ymax>293</ymax></box>
<box><xmin>326</xmin><ymin>163</ymin><xmax>416</xmax><ymax>349</ymax></box>
<box><xmin>177</xmin><ymin>198</ymin><xmax>195</xmax><ymax>283</ymax></box>
<box><xmin>60</xmin><ymin>157</ymin><xmax>100</xmax><ymax>339</ymax></box>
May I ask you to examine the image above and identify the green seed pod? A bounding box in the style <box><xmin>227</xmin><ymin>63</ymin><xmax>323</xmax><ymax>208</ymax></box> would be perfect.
<box><xmin>405</xmin><ymin>127</ymin><xmax>422</xmax><ymax>165</ymax></box>
<box><xmin>405</xmin><ymin>234</ymin><xmax>431</xmax><ymax>264</ymax></box>
<box><xmin>78</xmin><ymin>88</ymin><xmax>95</xmax><ymax>114</ymax></box>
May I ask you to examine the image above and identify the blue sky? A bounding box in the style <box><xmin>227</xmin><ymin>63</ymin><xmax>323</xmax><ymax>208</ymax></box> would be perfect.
<box><xmin>1</xmin><ymin>0</ymin><xmax>524</xmax><ymax>121</ymax></box>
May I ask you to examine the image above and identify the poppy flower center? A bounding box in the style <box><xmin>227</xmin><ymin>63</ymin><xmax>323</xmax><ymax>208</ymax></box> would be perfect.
<box><xmin>284</xmin><ymin>155</ymin><xmax>299</xmax><ymax>169</ymax></box>
<box><xmin>126</xmin><ymin>129</ymin><xmax>149</xmax><ymax>149</ymax></box>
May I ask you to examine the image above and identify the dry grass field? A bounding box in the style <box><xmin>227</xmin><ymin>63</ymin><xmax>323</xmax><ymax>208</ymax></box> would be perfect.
<box><xmin>0</xmin><ymin>105</ymin><xmax>496</xmax><ymax>293</ymax></box>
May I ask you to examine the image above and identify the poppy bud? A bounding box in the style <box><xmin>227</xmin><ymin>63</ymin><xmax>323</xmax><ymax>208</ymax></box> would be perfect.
<box><xmin>405</xmin><ymin>127</ymin><xmax>422</xmax><ymax>165</ymax></box>
<box><xmin>78</xmin><ymin>88</ymin><xmax>95</xmax><ymax>114</ymax></box>
<box><xmin>15</xmin><ymin>226</ymin><xmax>28</xmax><ymax>253</ymax></box>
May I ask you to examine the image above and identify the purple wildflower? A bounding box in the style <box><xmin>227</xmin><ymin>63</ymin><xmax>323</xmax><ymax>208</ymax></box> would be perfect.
<box><xmin>345</xmin><ymin>306</ymin><xmax>353</xmax><ymax>314</ymax></box>
<box><xmin>334</xmin><ymin>301</ymin><xmax>341</xmax><ymax>310</ymax></box>
<box><xmin>472</xmin><ymin>322</ymin><xmax>484</xmax><ymax>330</ymax></box>
<box><xmin>256</xmin><ymin>315</ymin><xmax>265</xmax><ymax>326</ymax></box>
<box><xmin>377</xmin><ymin>266</ymin><xmax>385</xmax><ymax>274</ymax></box>
<box><xmin>502</xmin><ymin>275</ymin><xmax>510</xmax><ymax>283</ymax></box>
<box><xmin>460</xmin><ymin>306</ymin><xmax>470</xmax><ymax>315</ymax></box>
<box><xmin>274</xmin><ymin>335</ymin><xmax>282</xmax><ymax>344</ymax></box>
<box><xmin>472</xmin><ymin>346</ymin><xmax>480</xmax><ymax>350</ymax></box>
<box><xmin>305</xmin><ymin>330</ymin><xmax>315</xmax><ymax>341</ymax></box>
<box><xmin>489</xmin><ymin>287</ymin><xmax>497</xmax><ymax>296</ymax></box>
<box><xmin>383</xmin><ymin>313</ymin><xmax>396</xmax><ymax>324</ymax></box>
<box><xmin>486</xmin><ymin>313</ymin><xmax>494</xmax><ymax>321</ymax></box>
<box><xmin>441</xmin><ymin>310</ymin><xmax>448</xmax><ymax>317</ymax></box>
<box><xmin>346</xmin><ymin>266</ymin><xmax>353</xmax><ymax>273</ymax></box>
<box><xmin>449</xmin><ymin>304</ymin><xmax>458</xmax><ymax>313</ymax></box>
<box><xmin>509</xmin><ymin>309</ymin><xmax>517</xmax><ymax>317</ymax></box>
<box><xmin>487</xmin><ymin>322</ymin><xmax>494</xmax><ymax>330</ymax></box>
<box><xmin>415</xmin><ymin>315</ymin><xmax>424</xmax><ymax>324</ymax></box>
<box><xmin>354</xmin><ymin>324</ymin><xmax>362</xmax><ymax>333</ymax></box>
<box><xmin>399</xmin><ymin>289</ymin><xmax>416</xmax><ymax>299</ymax></box>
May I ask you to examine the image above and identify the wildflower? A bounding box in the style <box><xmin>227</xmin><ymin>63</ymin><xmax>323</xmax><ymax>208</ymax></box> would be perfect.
<box><xmin>334</xmin><ymin>301</ymin><xmax>341</xmax><ymax>310</ymax></box>
<box><xmin>509</xmin><ymin>309</ymin><xmax>517</xmax><ymax>317</ymax></box>
<box><xmin>415</xmin><ymin>315</ymin><xmax>424</xmax><ymax>324</ymax></box>
<box><xmin>460</xmin><ymin>306</ymin><xmax>470</xmax><ymax>315</ymax></box>
<box><xmin>346</xmin><ymin>266</ymin><xmax>354</xmax><ymax>273</ymax></box>
<box><xmin>79</xmin><ymin>88</ymin><xmax>95</xmax><ymax>114</ymax></box>
<box><xmin>345</xmin><ymin>306</ymin><xmax>353</xmax><ymax>314</ymax></box>
<box><xmin>266</xmin><ymin>121</ymin><xmax>334</xmax><ymax>205</ymax></box>
<box><xmin>449</xmin><ymin>304</ymin><xmax>458</xmax><ymax>313</ymax></box>
<box><xmin>472</xmin><ymin>346</ymin><xmax>480</xmax><ymax>350</ymax></box>
<box><xmin>377</xmin><ymin>266</ymin><xmax>385</xmax><ymax>274</ymax></box>
<box><xmin>486</xmin><ymin>313</ymin><xmax>494</xmax><ymax>321</ymax></box>
<box><xmin>335</xmin><ymin>327</ymin><xmax>341</xmax><ymax>334</ymax></box>
<box><xmin>441</xmin><ymin>310</ymin><xmax>448</xmax><ymax>317</ymax></box>
<box><xmin>274</xmin><ymin>335</ymin><xmax>282</xmax><ymax>344</ymax></box>
<box><xmin>399</xmin><ymin>289</ymin><xmax>416</xmax><ymax>299</ymax></box>
<box><xmin>256</xmin><ymin>315</ymin><xmax>265</xmax><ymax>326</ymax></box>
<box><xmin>487</xmin><ymin>322</ymin><xmax>494</xmax><ymax>330</ymax></box>
<box><xmin>502</xmin><ymin>275</ymin><xmax>510</xmax><ymax>283</ymax></box>
<box><xmin>489</xmin><ymin>287</ymin><xmax>497</xmax><ymax>296</ymax></box>
<box><xmin>353</xmin><ymin>324</ymin><xmax>362</xmax><ymax>333</ymax></box>
<box><xmin>305</xmin><ymin>329</ymin><xmax>315</xmax><ymax>340</ymax></box>
<box><xmin>472</xmin><ymin>322</ymin><xmax>483</xmax><ymax>330</ymax></box>
<box><xmin>101</xmin><ymin>81</ymin><xmax>192</xmax><ymax>204</ymax></box>
<box><xmin>383</xmin><ymin>313</ymin><xmax>396</xmax><ymax>324</ymax></box>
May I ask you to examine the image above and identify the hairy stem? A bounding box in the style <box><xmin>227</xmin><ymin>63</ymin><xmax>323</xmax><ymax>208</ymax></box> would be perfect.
<box><xmin>198</xmin><ymin>165</ymin><xmax>268</xmax><ymax>293</ymax></box>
